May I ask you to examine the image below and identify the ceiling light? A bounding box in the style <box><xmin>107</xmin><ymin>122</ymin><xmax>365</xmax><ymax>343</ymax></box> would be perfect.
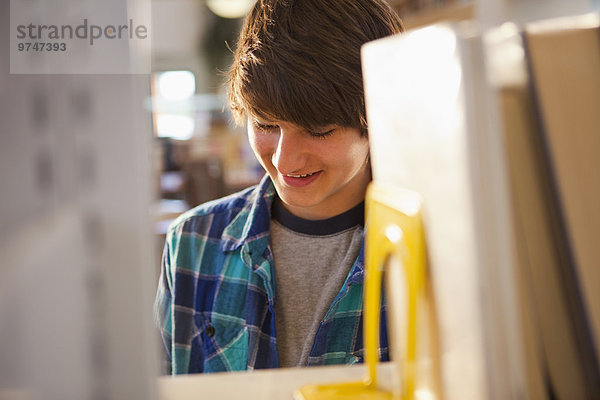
<box><xmin>206</xmin><ymin>0</ymin><xmax>254</xmax><ymax>19</ymax></box>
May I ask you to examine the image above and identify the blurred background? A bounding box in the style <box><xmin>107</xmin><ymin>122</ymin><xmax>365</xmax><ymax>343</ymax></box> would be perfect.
<box><xmin>149</xmin><ymin>0</ymin><xmax>261</xmax><ymax>256</ymax></box>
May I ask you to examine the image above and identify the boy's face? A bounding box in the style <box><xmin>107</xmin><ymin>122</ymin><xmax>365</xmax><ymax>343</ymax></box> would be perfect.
<box><xmin>248</xmin><ymin>118</ymin><xmax>370</xmax><ymax>220</ymax></box>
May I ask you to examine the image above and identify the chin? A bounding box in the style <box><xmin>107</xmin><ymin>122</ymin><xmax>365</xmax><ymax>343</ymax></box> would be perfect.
<box><xmin>278</xmin><ymin>193</ymin><xmax>322</xmax><ymax>209</ymax></box>
<box><xmin>279</xmin><ymin>196</ymin><xmax>314</xmax><ymax>208</ymax></box>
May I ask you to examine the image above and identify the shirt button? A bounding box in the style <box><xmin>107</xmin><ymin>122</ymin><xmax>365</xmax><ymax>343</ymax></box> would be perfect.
<box><xmin>205</xmin><ymin>325</ymin><xmax>215</xmax><ymax>337</ymax></box>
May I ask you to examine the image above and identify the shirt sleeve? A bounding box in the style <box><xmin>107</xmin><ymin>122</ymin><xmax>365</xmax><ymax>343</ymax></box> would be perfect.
<box><xmin>154</xmin><ymin>234</ymin><xmax>175</xmax><ymax>374</ymax></box>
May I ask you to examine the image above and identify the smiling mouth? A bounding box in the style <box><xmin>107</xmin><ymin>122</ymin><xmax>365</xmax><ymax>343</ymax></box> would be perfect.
<box><xmin>280</xmin><ymin>170</ymin><xmax>322</xmax><ymax>187</ymax></box>
<box><xmin>285</xmin><ymin>172</ymin><xmax>318</xmax><ymax>178</ymax></box>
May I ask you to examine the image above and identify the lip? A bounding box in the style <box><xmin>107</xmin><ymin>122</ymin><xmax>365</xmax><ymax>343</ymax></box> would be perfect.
<box><xmin>280</xmin><ymin>171</ymin><xmax>322</xmax><ymax>187</ymax></box>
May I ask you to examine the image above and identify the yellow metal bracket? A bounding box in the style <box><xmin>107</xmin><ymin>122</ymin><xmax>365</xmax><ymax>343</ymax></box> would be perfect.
<box><xmin>295</xmin><ymin>183</ymin><xmax>438</xmax><ymax>400</ymax></box>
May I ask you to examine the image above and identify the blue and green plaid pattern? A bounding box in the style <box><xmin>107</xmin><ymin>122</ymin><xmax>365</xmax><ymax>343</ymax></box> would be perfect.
<box><xmin>154</xmin><ymin>175</ymin><xmax>389</xmax><ymax>374</ymax></box>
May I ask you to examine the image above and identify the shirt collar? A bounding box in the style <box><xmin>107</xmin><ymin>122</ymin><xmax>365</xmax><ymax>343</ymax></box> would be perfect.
<box><xmin>347</xmin><ymin>242</ymin><xmax>365</xmax><ymax>285</ymax></box>
<box><xmin>220</xmin><ymin>174</ymin><xmax>275</xmax><ymax>255</ymax></box>
<box><xmin>219</xmin><ymin>173</ymin><xmax>366</xmax><ymax>284</ymax></box>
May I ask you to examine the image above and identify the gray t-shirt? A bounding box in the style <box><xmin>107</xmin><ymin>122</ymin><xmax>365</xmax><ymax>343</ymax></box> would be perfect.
<box><xmin>269</xmin><ymin>199</ymin><xmax>364</xmax><ymax>367</ymax></box>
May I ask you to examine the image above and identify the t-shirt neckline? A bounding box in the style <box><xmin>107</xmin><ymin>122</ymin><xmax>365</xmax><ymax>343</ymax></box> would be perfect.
<box><xmin>271</xmin><ymin>196</ymin><xmax>364</xmax><ymax>236</ymax></box>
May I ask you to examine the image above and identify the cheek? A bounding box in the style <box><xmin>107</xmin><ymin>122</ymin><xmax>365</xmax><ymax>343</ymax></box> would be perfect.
<box><xmin>336</xmin><ymin>139</ymin><xmax>370</xmax><ymax>167</ymax></box>
<box><xmin>248</xmin><ymin>130</ymin><xmax>275</xmax><ymax>163</ymax></box>
<box><xmin>353</xmin><ymin>140</ymin><xmax>370</xmax><ymax>159</ymax></box>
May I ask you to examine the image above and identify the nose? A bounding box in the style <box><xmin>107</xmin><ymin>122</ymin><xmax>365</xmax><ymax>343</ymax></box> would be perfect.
<box><xmin>272</xmin><ymin>126</ymin><xmax>308</xmax><ymax>175</ymax></box>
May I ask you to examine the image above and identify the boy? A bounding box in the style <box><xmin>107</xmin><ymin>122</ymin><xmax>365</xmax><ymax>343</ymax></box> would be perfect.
<box><xmin>155</xmin><ymin>0</ymin><xmax>404</xmax><ymax>374</ymax></box>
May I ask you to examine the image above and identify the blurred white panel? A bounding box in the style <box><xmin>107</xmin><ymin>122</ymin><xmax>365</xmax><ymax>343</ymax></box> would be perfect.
<box><xmin>1</xmin><ymin>0</ymin><xmax>158</xmax><ymax>398</ymax></box>
<box><xmin>151</xmin><ymin>0</ymin><xmax>206</xmax><ymax>55</ymax></box>
<box><xmin>0</xmin><ymin>208</ymin><xmax>91</xmax><ymax>400</ymax></box>
<box><xmin>363</xmin><ymin>22</ymin><xmax>524</xmax><ymax>400</ymax></box>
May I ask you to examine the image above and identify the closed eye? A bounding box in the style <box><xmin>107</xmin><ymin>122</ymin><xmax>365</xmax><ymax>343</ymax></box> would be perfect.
<box><xmin>309</xmin><ymin>129</ymin><xmax>335</xmax><ymax>139</ymax></box>
<box><xmin>253</xmin><ymin>120</ymin><xmax>336</xmax><ymax>138</ymax></box>
<box><xmin>253</xmin><ymin>121</ymin><xmax>279</xmax><ymax>132</ymax></box>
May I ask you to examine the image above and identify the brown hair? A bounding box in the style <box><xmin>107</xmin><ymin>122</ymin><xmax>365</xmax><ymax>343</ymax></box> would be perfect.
<box><xmin>227</xmin><ymin>0</ymin><xmax>404</xmax><ymax>136</ymax></box>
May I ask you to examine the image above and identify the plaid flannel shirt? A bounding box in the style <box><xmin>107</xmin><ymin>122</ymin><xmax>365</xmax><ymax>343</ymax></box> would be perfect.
<box><xmin>154</xmin><ymin>174</ymin><xmax>389</xmax><ymax>374</ymax></box>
